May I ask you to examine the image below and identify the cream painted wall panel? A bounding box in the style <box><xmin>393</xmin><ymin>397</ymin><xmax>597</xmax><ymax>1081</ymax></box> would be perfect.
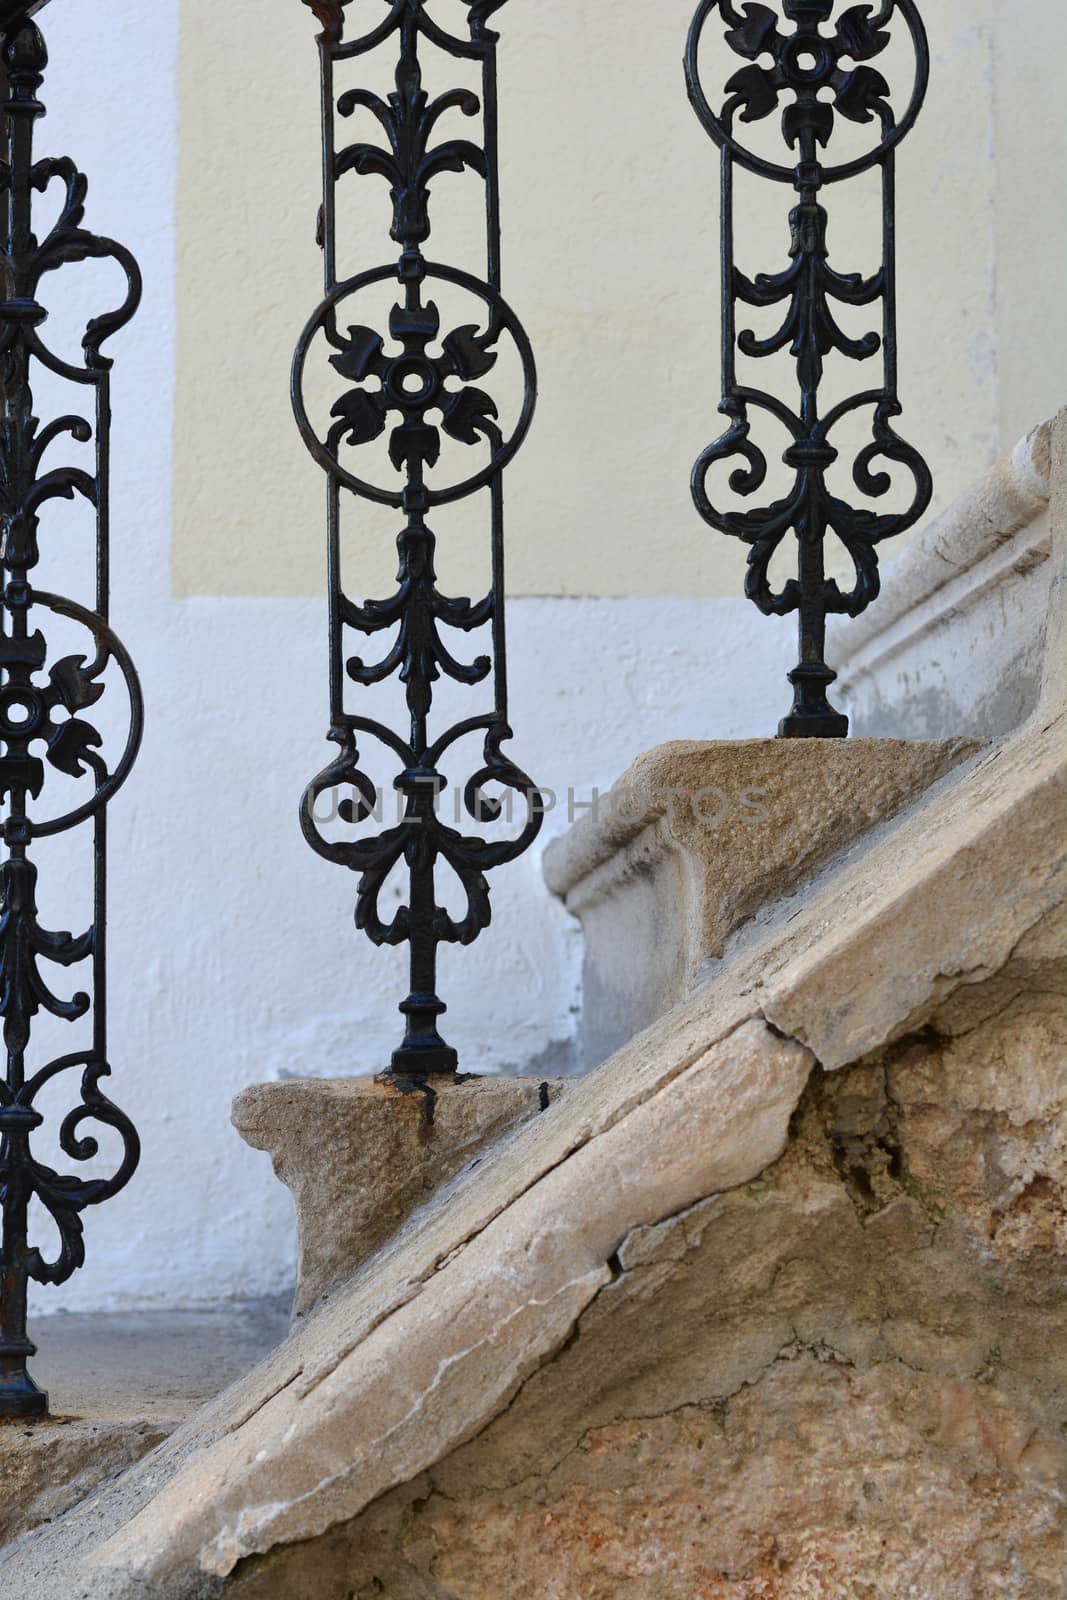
<box><xmin>993</xmin><ymin>0</ymin><xmax>1067</xmax><ymax>448</ymax></box>
<box><xmin>173</xmin><ymin>0</ymin><xmax>999</xmax><ymax>599</ymax></box>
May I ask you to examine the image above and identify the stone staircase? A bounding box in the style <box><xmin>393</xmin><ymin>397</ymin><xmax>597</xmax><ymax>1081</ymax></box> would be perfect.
<box><xmin>1</xmin><ymin>411</ymin><xmax>1064</xmax><ymax>1599</ymax></box>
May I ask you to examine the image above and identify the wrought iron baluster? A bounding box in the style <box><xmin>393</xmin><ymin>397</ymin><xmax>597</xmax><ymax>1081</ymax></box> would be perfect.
<box><xmin>294</xmin><ymin>0</ymin><xmax>542</xmax><ymax>1081</ymax></box>
<box><xmin>0</xmin><ymin>8</ymin><xmax>142</xmax><ymax>1417</ymax></box>
<box><xmin>686</xmin><ymin>0</ymin><xmax>932</xmax><ymax>736</ymax></box>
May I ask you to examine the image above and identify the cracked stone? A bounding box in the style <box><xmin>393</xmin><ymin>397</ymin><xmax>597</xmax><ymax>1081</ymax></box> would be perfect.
<box><xmin>226</xmin><ymin>980</ymin><xmax>1067</xmax><ymax>1600</ymax></box>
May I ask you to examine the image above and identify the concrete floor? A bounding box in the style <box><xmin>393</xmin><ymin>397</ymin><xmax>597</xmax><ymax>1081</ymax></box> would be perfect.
<box><xmin>1</xmin><ymin>1300</ymin><xmax>293</xmax><ymax>1549</ymax></box>
<box><xmin>28</xmin><ymin>1298</ymin><xmax>291</xmax><ymax>1423</ymax></box>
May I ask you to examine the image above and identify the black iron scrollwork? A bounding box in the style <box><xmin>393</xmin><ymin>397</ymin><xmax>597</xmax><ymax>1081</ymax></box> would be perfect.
<box><xmin>0</xmin><ymin>12</ymin><xmax>142</xmax><ymax>1416</ymax></box>
<box><xmin>687</xmin><ymin>0</ymin><xmax>932</xmax><ymax>735</ymax></box>
<box><xmin>294</xmin><ymin>0</ymin><xmax>542</xmax><ymax>1079</ymax></box>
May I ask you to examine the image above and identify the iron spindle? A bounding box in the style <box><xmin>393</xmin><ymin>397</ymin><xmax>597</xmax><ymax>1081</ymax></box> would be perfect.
<box><xmin>294</xmin><ymin>0</ymin><xmax>542</xmax><ymax>1081</ymax></box>
<box><xmin>0</xmin><ymin>5</ymin><xmax>142</xmax><ymax>1417</ymax></box>
<box><xmin>686</xmin><ymin>0</ymin><xmax>932</xmax><ymax>736</ymax></box>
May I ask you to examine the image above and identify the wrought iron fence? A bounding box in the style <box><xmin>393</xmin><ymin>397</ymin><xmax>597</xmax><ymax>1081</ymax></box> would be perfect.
<box><xmin>686</xmin><ymin>0</ymin><xmax>931</xmax><ymax>736</ymax></box>
<box><xmin>294</xmin><ymin>0</ymin><xmax>542</xmax><ymax>1083</ymax></box>
<box><xmin>0</xmin><ymin>5</ymin><xmax>142</xmax><ymax>1417</ymax></box>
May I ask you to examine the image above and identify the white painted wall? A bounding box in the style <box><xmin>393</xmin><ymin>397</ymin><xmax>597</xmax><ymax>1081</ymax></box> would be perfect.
<box><xmin>24</xmin><ymin>1</ymin><xmax>1065</xmax><ymax>1314</ymax></box>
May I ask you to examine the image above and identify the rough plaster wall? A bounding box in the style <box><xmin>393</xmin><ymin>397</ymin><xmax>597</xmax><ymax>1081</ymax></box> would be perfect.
<box><xmin>23</xmin><ymin>0</ymin><xmax>1058</xmax><ymax>1316</ymax></box>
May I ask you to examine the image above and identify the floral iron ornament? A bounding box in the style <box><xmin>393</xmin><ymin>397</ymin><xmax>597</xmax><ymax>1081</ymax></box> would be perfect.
<box><xmin>687</xmin><ymin>0</ymin><xmax>932</xmax><ymax>736</ymax></box>
<box><xmin>0</xmin><ymin>10</ymin><xmax>142</xmax><ymax>1416</ymax></box>
<box><xmin>294</xmin><ymin>0</ymin><xmax>542</xmax><ymax>1079</ymax></box>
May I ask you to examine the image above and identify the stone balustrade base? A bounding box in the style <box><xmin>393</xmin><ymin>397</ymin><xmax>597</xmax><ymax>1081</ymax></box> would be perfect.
<box><xmin>233</xmin><ymin>1076</ymin><xmax>567</xmax><ymax>1317</ymax></box>
<box><xmin>543</xmin><ymin>737</ymin><xmax>981</xmax><ymax>1068</ymax></box>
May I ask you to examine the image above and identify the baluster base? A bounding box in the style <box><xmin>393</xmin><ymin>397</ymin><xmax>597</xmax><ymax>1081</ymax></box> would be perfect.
<box><xmin>778</xmin><ymin>710</ymin><xmax>850</xmax><ymax>739</ymax></box>
<box><xmin>779</xmin><ymin>662</ymin><xmax>850</xmax><ymax>740</ymax></box>
<box><xmin>390</xmin><ymin>992</ymin><xmax>459</xmax><ymax>1078</ymax></box>
<box><xmin>388</xmin><ymin>1045</ymin><xmax>459</xmax><ymax>1079</ymax></box>
<box><xmin>0</xmin><ymin>1370</ymin><xmax>48</xmax><ymax>1419</ymax></box>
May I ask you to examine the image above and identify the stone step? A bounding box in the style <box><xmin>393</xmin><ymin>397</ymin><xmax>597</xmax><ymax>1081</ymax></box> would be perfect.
<box><xmin>233</xmin><ymin>1076</ymin><xmax>567</xmax><ymax>1318</ymax></box>
<box><xmin>543</xmin><ymin>736</ymin><xmax>980</xmax><ymax>1068</ymax></box>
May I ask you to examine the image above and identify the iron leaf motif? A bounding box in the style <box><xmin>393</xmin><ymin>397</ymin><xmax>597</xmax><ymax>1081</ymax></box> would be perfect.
<box><xmin>736</xmin><ymin>201</ymin><xmax>882</xmax><ymax>393</ymax></box>
<box><xmin>835</xmin><ymin>5</ymin><xmax>892</xmax><ymax>58</ymax></box>
<box><xmin>334</xmin><ymin>18</ymin><xmax>485</xmax><ymax>249</ymax></box>
<box><xmin>327</xmin><ymin>298</ymin><xmax>503</xmax><ymax>472</ymax></box>
<box><xmin>724</xmin><ymin>3</ymin><xmax>781</xmax><ymax>57</ymax></box>
<box><xmin>0</xmin><ymin>858</ymin><xmax>90</xmax><ymax>1057</ymax></box>
<box><xmin>834</xmin><ymin>65</ymin><xmax>892</xmax><ymax>125</ymax></box>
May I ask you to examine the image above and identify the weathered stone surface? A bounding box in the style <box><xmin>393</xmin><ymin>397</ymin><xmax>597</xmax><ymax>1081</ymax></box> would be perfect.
<box><xmin>233</xmin><ymin>1077</ymin><xmax>566</xmax><ymax>1316</ymax></box>
<box><xmin>0</xmin><ymin>1419</ymin><xmax>170</xmax><ymax>1551</ymax></box>
<box><xmin>760</xmin><ymin>715</ymin><xmax>1067</xmax><ymax>1070</ymax></box>
<box><xmin>260</xmin><ymin>1365</ymin><xmax>1063</xmax><ymax>1600</ymax></box>
<box><xmin>1042</xmin><ymin>408</ymin><xmax>1067</xmax><ymax>714</ymax></box>
<box><xmin>226</xmin><ymin>979</ymin><xmax>1067</xmax><ymax>1600</ymax></box>
<box><xmin>543</xmin><ymin>737</ymin><xmax>980</xmax><ymax>1066</ymax></box>
<box><xmin>92</xmin><ymin>1020</ymin><xmax>811</xmax><ymax>1587</ymax></box>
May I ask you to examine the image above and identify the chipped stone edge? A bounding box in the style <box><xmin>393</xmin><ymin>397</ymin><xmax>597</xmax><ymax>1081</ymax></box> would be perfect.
<box><xmin>760</xmin><ymin>732</ymin><xmax>1067</xmax><ymax>1072</ymax></box>
<box><xmin>231</xmin><ymin>1076</ymin><xmax>568</xmax><ymax>1317</ymax></box>
<box><xmin>542</xmin><ymin>741</ymin><xmax>709</xmax><ymax>897</ymax></box>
